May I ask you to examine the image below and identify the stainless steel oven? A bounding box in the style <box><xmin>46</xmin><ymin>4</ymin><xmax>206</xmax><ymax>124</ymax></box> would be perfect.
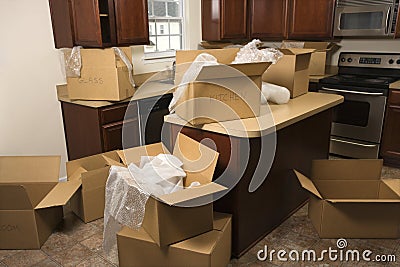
<box><xmin>319</xmin><ymin>52</ymin><xmax>400</xmax><ymax>159</ymax></box>
<box><xmin>334</xmin><ymin>0</ymin><xmax>399</xmax><ymax>37</ymax></box>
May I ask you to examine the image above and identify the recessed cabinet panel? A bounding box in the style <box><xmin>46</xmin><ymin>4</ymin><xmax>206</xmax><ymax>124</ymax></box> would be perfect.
<box><xmin>221</xmin><ymin>0</ymin><xmax>248</xmax><ymax>39</ymax></box>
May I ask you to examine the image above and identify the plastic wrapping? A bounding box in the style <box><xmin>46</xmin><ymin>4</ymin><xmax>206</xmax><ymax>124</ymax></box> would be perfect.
<box><xmin>232</xmin><ymin>39</ymin><xmax>283</xmax><ymax>64</ymax></box>
<box><xmin>103</xmin><ymin>155</ymin><xmax>188</xmax><ymax>254</ymax></box>
<box><xmin>261</xmin><ymin>82</ymin><xmax>290</xmax><ymax>105</ymax></box>
<box><xmin>112</xmin><ymin>47</ymin><xmax>136</xmax><ymax>88</ymax></box>
<box><xmin>169</xmin><ymin>53</ymin><xmax>218</xmax><ymax>112</ymax></box>
<box><xmin>61</xmin><ymin>46</ymin><xmax>82</xmax><ymax>78</ymax></box>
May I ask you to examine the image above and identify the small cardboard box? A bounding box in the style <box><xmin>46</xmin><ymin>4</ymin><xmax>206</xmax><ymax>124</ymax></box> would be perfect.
<box><xmin>0</xmin><ymin>156</ymin><xmax>81</xmax><ymax>249</ymax></box>
<box><xmin>262</xmin><ymin>48</ymin><xmax>315</xmax><ymax>98</ymax></box>
<box><xmin>117</xmin><ymin>212</ymin><xmax>232</xmax><ymax>267</ymax></box>
<box><xmin>174</xmin><ymin>48</ymin><xmax>271</xmax><ymax>125</ymax></box>
<box><xmin>282</xmin><ymin>41</ymin><xmax>337</xmax><ymax>76</ymax></box>
<box><xmin>118</xmin><ymin>133</ymin><xmax>226</xmax><ymax>247</ymax></box>
<box><xmin>66</xmin><ymin>151</ymin><xmax>124</xmax><ymax>223</ymax></box>
<box><xmin>294</xmin><ymin>159</ymin><xmax>400</xmax><ymax>238</ymax></box>
<box><xmin>67</xmin><ymin>47</ymin><xmax>135</xmax><ymax>101</ymax></box>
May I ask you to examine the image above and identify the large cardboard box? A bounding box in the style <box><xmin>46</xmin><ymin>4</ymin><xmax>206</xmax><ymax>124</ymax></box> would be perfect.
<box><xmin>67</xmin><ymin>47</ymin><xmax>135</xmax><ymax>101</ymax></box>
<box><xmin>174</xmin><ymin>48</ymin><xmax>271</xmax><ymax>125</ymax></box>
<box><xmin>0</xmin><ymin>156</ymin><xmax>81</xmax><ymax>249</ymax></box>
<box><xmin>282</xmin><ymin>41</ymin><xmax>337</xmax><ymax>75</ymax></box>
<box><xmin>118</xmin><ymin>133</ymin><xmax>226</xmax><ymax>246</ymax></box>
<box><xmin>262</xmin><ymin>48</ymin><xmax>315</xmax><ymax>98</ymax></box>
<box><xmin>294</xmin><ymin>159</ymin><xmax>400</xmax><ymax>238</ymax></box>
<box><xmin>117</xmin><ymin>212</ymin><xmax>232</xmax><ymax>267</ymax></box>
<box><xmin>66</xmin><ymin>151</ymin><xmax>124</xmax><ymax>223</ymax></box>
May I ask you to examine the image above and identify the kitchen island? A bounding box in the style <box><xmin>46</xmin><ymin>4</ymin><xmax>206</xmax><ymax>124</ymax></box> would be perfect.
<box><xmin>164</xmin><ymin>92</ymin><xmax>344</xmax><ymax>257</ymax></box>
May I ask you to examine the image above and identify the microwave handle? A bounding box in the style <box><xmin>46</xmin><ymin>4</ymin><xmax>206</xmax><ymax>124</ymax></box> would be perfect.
<box><xmin>385</xmin><ymin>6</ymin><xmax>392</xmax><ymax>34</ymax></box>
<box><xmin>320</xmin><ymin>87</ymin><xmax>384</xmax><ymax>96</ymax></box>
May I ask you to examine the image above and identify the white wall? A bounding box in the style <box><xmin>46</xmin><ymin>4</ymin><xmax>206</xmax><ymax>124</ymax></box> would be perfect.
<box><xmin>0</xmin><ymin>0</ymin><xmax>67</xmax><ymax>177</ymax></box>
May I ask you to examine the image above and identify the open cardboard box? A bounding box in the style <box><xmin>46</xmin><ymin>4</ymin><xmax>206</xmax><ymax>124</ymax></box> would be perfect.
<box><xmin>0</xmin><ymin>156</ymin><xmax>81</xmax><ymax>249</ymax></box>
<box><xmin>174</xmin><ymin>48</ymin><xmax>271</xmax><ymax>125</ymax></box>
<box><xmin>294</xmin><ymin>159</ymin><xmax>400</xmax><ymax>238</ymax></box>
<box><xmin>282</xmin><ymin>41</ymin><xmax>337</xmax><ymax>76</ymax></box>
<box><xmin>117</xmin><ymin>212</ymin><xmax>232</xmax><ymax>267</ymax></box>
<box><xmin>67</xmin><ymin>47</ymin><xmax>135</xmax><ymax>101</ymax></box>
<box><xmin>66</xmin><ymin>151</ymin><xmax>124</xmax><ymax>223</ymax></box>
<box><xmin>262</xmin><ymin>48</ymin><xmax>315</xmax><ymax>98</ymax></box>
<box><xmin>118</xmin><ymin>133</ymin><xmax>227</xmax><ymax>246</ymax></box>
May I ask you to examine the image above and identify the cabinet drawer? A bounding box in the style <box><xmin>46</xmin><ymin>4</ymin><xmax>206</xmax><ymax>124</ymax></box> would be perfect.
<box><xmin>388</xmin><ymin>89</ymin><xmax>400</xmax><ymax>107</ymax></box>
<box><xmin>100</xmin><ymin>102</ymin><xmax>136</xmax><ymax>125</ymax></box>
<box><xmin>102</xmin><ymin>118</ymin><xmax>140</xmax><ymax>151</ymax></box>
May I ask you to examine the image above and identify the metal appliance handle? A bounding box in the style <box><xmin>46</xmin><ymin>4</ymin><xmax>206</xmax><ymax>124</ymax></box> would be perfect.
<box><xmin>385</xmin><ymin>6</ymin><xmax>392</xmax><ymax>34</ymax></box>
<box><xmin>331</xmin><ymin>138</ymin><xmax>378</xmax><ymax>148</ymax></box>
<box><xmin>321</xmin><ymin>87</ymin><xmax>384</xmax><ymax>96</ymax></box>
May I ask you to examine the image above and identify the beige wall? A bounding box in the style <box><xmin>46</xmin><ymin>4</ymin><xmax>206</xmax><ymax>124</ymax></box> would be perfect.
<box><xmin>0</xmin><ymin>0</ymin><xmax>67</xmax><ymax>177</ymax></box>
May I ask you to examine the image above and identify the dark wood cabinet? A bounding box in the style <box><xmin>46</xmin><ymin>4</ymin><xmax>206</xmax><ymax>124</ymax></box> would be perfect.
<box><xmin>48</xmin><ymin>0</ymin><xmax>149</xmax><ymax>48</ymax></box>
<box><xmin>202</xmin><ymin>0</ymin><xmax>248</xmax><ymax>41</ymax></box>
<box><xmin>202</xmin><ymin>0</ymin><xmax>335</xmax><ymax>41</ymax></box>
<box><xmin>288</xmin><ymin>0</ymin><xmax>335</xmax><ymax>39</ymax></box>
<box><xmin>249</xmin><ymin>0</ymin><xmax>288</xmax><ymax>39</ymax></box>
<box><xmin>381</xmin><ymin>89</ymin><xmax>400</xmax><ymax>167</ymax></box>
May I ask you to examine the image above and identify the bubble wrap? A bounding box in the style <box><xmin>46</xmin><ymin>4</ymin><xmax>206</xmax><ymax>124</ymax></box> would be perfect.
<box><xmin>103</xmin><ymin>166</ymin><xmax>150</xmax><ymax>254</ymax></box>
<box><xmin>61</xmin><ymin>46</ymin><xmax>82</xmax><ymax>78</ymax></box>
<box><xmin>261</xmin><ymin>82</ymin><xmax>290</xmax><ymax>105</ymax></box>
<box><xmin>232</xmin><ymin>39</ymin><xmax>283</xmax><ymax>64</ymax></box>
<box><xmin>169</xmin><ymin>53</ymin><xmax>218</xmax><ymax>112</ymax></box>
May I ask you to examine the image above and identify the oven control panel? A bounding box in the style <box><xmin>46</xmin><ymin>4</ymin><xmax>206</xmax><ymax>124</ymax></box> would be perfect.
<box><xmin>339</xmin><ymin>53</ymin><xmax>400</xmax><ymax>69</ymax></box>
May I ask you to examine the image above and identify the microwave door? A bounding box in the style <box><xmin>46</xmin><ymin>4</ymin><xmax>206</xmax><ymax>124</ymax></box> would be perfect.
<box><xmin>334</xmin><ymin>5</ymin><xmax>391</xmax><ymax>36</ymax></box>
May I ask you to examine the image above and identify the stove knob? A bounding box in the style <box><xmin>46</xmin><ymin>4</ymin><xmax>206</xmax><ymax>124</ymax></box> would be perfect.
<box><xmin>341</xmin><ymin>58</ymin><xmax>346</xmax><ymax>62</ymax></box>
<box><xmin>347</xmin><ymin>58</ymin><xmax>353</xmax><ymax>63</ymax></box>
<box><xmin>389</xmin><ymin>59</ymin><xmax>394</xmax><ymax>64</ymax></box>
<box><xmin>397</xmin><ymin>59</ymin><xmax>400</xmax><ymax>65</ymax></box>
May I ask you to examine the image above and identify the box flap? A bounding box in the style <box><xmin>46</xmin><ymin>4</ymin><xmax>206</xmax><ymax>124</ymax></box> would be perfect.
<box><xmin>0</xmin><ymin>156</ymin><xmax>60</xmax><ymax>183</ymax></box>
<box><xmin>157</xmin><ymin>183</ymin><xmax>227</xmax><ymax>205</ymax></box>
<box><xmin>382</xmin><ymin>179</ymin><xmax>400</xmax><ymax>197</ymax></box>
<box><xmin>118</xmin><ymin>143</ymin><xmax>170</xmax><ymax>165</ymax></box>
<box><xmin>0</xmin><ymin>185</ymin><xmax>33</xmax><ymax>209</ymax></box>
<box><xmin>326</xmin><ymin>199</ymin><xmax>400</xmax><ymax>203</ymax></box>
<box><xmin>173</xmin><ymin>133</ymin><xmax>219</xmax><ymax>186</ymax></box>
<box><xmin>80</xmin><ymin>48</ymin><xmax>117</xmax><ymax>68</ymax></box>
<box><xmin>279</xmin><ymin>48</ymin><xmax>315</xmax><ymax>56</ymax></box>
<box><xmin>312</xmin><ymin>160</ymin><xmax>383</xmax><ymax>180</ymax></box>
<box><xmin>196</xmin><ymin>62</ymin><xmax>271</xmax><ymax>80</ymax></box>
<box><xmin>213</xmin><ymin>212</ymin><xmax>232</xmax><ymax>231</ymax></box>
<box><xmin>293</xmin><ymin>170</ymin><xmax>323</xmax><ymax>199</ymax></box>
<box><xmin>80</xmin><ymin>166</ymin><xmax>110</xmax><ymax>190</ymax></box>
<box><xmin>68</xmin><ymin>166</ymin><xmax>87</xmax><ymax>181</ymax></box>
<box><xmin>35</xmin><ymin>180</ymin><xmax>82</xmax><ymax>209</ymax></box>
<box><xmin>175</xmin><ymin>48</ymin><xmax>240</xmax><ymax>65</ymax></box>
<box><xmin>102</xmin><ymin>154</ymin><xmax>124</xmax><ymax>167</ymax></box>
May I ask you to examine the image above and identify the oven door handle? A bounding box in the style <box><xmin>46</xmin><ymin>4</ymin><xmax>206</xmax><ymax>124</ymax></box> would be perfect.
<box><xmin>331</xmin><ymin>138</ymin><xmax>378</xmax><ymax>148</ymax></box>
<box><xmin>320</xmin><ymin>87</ymin><xmax>384</xmax><ymax>96</ymax></box>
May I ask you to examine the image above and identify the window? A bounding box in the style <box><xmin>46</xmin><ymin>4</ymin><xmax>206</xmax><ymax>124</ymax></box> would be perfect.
<box><xmin>146</xmin><ymin>0</ymin><xmax>184</xmax><ymax>54</ymax></box>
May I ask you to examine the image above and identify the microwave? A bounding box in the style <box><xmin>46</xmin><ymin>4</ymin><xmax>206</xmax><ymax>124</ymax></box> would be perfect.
<box><xmin>334</xmin><ymin>0</ymin><xmax>399</xmax><ymax>37</ymax></box>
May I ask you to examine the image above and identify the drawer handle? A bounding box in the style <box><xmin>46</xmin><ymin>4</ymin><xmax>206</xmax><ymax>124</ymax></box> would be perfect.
<box><xmin>331</xmin><ymin>138</ymin><xmax>378</xmax><ymax>148</ymax></box>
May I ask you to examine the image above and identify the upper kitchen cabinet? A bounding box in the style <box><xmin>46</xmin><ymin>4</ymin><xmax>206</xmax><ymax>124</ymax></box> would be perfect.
<box><xmin>202</xmin><ymin>0</ymin><xmax>336</xmax><ymax>41</ymax></box>
<box><xmin>48</xmin><ymin>0</ymin><xmax>149</xmax><ymax>48</ymax></box>
<box><xmin>249</xmin><ymin>0</ymin><xmax>288</xmax><ymax>39</ymax></box>
<box><xmin>288</xmin><ymin>0</ymin><xmax>336</xmax><ymax>39</ymax></box>
<box><xmin>202</xmin><ymin>0</ymin><xmax>248</xmax><ymax>41</ymax></box>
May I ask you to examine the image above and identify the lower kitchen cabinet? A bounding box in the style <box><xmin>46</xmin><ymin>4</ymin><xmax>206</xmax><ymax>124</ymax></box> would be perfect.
<box><xmin>381</xmin><ymin>89</ymin><xmax>400</xmax><ymax>167</ymax></box>
<box><xmin>60</xmin><ymin>94</ymin><xmax>172</xmax><ymax>160</ymax></box>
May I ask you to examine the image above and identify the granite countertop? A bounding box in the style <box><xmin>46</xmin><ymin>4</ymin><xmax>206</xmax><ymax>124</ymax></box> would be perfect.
<box><xmin>390</xmin><ymin>80</ymin><xmax>400</xmax><ymax>90</ymax></box>
<box><xmin>309</xmin><ymin>65</ymin><xmax>338</xmax><ymax>83</ymax></box>
<box><xmin>164</xmin><ymin>92</ymin><xmax>344</xmax><ymax>138</ymax></box>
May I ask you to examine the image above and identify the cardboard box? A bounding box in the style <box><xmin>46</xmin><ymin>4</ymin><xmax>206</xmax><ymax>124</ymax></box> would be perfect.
<box><xmin>118</xmin><ymin>133</ymin><xmax>226</xmax><ymax>246</ymax></box>
<box><xmin>66</xmin><ymin>151</ymin><xmax>124</xmax><ymax>223</ymax></box>
<box><xmin>294</xmin><ymin>159</ymin><xmax>400</xmax><ymax>238</ymax></box>
<box><xmin>282</xmin><ymin>41</ymin><xmax>337</xmax><ymax>75</ymax></box>
<box><xmin>67</xmin><ymin>47</ymin><xmax>135</xmax><ymax>101</ymax></box>
<box><xmin>117</xmin><ymin>212</ymin><xmax>232</xmax><ymax>267</ymax></box>
<box><xmin>262</xmin><ymin>48</ymin><xmax>315</xmax><ymax>98</ymax></box>
<box><xmin>0</xmin><ymin>156</ymin><xmax>80</xmax><ymax>249</ymax></box>
<box><xmin>174</xmin><ymin>48</ymin><xmax>271</xmax><ymax>125</ymax></box>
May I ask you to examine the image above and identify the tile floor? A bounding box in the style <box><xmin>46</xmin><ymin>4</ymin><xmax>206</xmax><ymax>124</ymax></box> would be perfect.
<box><xmin>0</xmin><ymin>165</ymin><xmax>399</xmax><ymax>267</ymax></box>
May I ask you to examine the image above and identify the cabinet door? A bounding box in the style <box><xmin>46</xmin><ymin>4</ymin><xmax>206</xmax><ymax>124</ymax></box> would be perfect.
<box><xmin>48</xmin><ymin>0</ymin><xmax>75</xmax><ymax>48</ymax></box>
<box><xmin>71</xmin><ymin>0</ymin><xmax>103</xmax><ymax>47</ymax></box>
<box><xmin>395</xmin><ymin>10</ymin><xmax>400</xmax><ymax>38</ymax></box>
<box><xmin>221</xmin><ymin>0</ymin><xmax>248</xmax><ymax>39</ymax></box>
<box><xmin>381</xmin><ymin>91</ymin><xmax>400</xmax><ymax>165</ymax></box>
<box><xmin>114</xmin><ymin>0</ymin><xmax>150</xmax><ymax>45</ymax></box>
<box><xmin>288</xmin><ymin>0</ymin><xmax>335</xmax><ymax>39</ymax></box>
<box><xmin>102</xmin><ymin>119</ymin><xmax>140</xmax><ymax>151</ymax></box>
<box><xmin>202</xmin><ymin>0</ymin><xmax>221</xmax><ymax>41</ymax></box>
<box><xmin>249</xmin><ymin>0</ymin><xmax>288</xmax><ymax>39</ymax></box>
